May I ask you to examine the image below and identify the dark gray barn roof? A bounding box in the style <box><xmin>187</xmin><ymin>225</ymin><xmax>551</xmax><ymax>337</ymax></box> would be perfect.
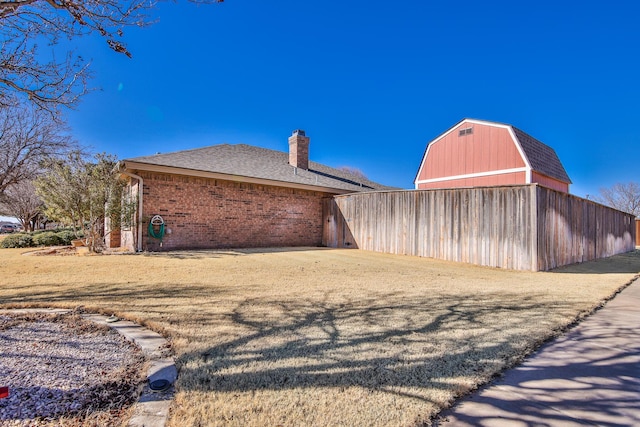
<box><xmin>511</xmin><ymin>127</ymin><xmax>572</xmax><ymax>184</ymax></box>
<box><xmin>125</xmin><ymin>144</ymin><xmax>394</xmax><ymax>193</ymax></box>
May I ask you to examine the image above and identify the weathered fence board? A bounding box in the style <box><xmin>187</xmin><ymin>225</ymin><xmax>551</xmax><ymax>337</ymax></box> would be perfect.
<box><xmin>536</xmin><ymin>187</ymin><xmax>635</xmax><ymax>270</ymax></box>
<box><xmin>323</xmin><ymin>185</ymin><xmax>635</xmax><ymax>271</ymax></box>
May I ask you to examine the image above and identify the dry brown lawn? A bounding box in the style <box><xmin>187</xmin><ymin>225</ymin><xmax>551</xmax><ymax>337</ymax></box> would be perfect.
<box><xmin>1</xmin><ymin>247</ymin><xmax>639</xmax><ymax>426</ymax></box>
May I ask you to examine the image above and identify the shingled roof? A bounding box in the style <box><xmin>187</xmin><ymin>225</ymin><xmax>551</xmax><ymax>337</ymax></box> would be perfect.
<box><xmin>511</xmin><ymin>126</ymin><xmax>571</xmax><ymax>184</ymax></box>
<box><xmin>124</xmin><ymin>144</ymin><xmax>393</xmax><ymax>193</ymax></box>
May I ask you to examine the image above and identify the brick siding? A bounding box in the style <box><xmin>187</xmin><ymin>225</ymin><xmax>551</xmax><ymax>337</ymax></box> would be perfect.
<box><xmin>136</xmin><ymin>171</ymin><xmax>331</xmax><ymax>251</ymax></box>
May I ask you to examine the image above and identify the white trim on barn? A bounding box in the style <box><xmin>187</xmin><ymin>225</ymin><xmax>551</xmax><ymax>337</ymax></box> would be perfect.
<box><xmin>505</xmin><ymin>125</ymin><xmax>533</xmax><ymax>184</ymax></box>
<box><xmin>415</xmin><ymin>167</ymin><xmax>529</xmax><ymax>185</ymax></box>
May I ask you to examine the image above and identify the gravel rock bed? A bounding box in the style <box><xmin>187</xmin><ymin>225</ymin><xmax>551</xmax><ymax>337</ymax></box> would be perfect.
<box><xmin>0</xmin><ymin>312</ymin><xmax>145</xmax><ymax>426</ymax></box>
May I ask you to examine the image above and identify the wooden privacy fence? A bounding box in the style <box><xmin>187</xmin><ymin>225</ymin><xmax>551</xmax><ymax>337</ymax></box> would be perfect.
<box><xmin>323</xmin><ymin>184</ymin><xmax>636</xmax><ymax>271</ymax></box>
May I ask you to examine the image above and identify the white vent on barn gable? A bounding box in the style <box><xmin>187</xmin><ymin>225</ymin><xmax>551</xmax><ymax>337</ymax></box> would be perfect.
<box><xmin>458</xmin><ymin>127</ymin><xmax>473</xmax><ymax>136</ymax></box>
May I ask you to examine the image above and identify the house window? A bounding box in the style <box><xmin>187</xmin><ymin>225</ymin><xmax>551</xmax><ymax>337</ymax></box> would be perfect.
<box><xmin>458</xmin><ymin>127</ymin><xmax>473</xmax><ymax>136</ymax></box>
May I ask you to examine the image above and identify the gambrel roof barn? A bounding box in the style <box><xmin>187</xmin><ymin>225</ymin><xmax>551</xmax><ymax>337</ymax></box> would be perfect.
<box><xmin>415</xmin><ymin>119</ymin><xmax>572</xmax><ymax>193</ymax></box>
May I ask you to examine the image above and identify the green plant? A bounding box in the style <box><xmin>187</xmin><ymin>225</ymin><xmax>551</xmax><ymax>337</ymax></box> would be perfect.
<box><xmin>36</xmin><ymin>152</ymin><xmax>126</xmax><ymax>253</ymax></box>
<box><xmin>55</xmin><ymin>229</ymin><xmax>77</xmax><ymax>245</ymax></box>
<box><xmin>0</xmin><ymin>233</ymin><xmax>33</xmax><ymax>248</ymax></box>
<box><xmin>32</xmin><ymin>231</ymin><xmax>63</xmax><ymax>247</ymax></box>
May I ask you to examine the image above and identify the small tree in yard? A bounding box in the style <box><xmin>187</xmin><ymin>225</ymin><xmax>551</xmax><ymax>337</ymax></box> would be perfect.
<box><xmin>35</xmin><ymin>152</ymin><xmax>127</xmax><ymax>252</ymax></box>
<box><xmin>0</xmin><ymin>180</ymin><xmax>44</xmax><ymax>232</ymax></box>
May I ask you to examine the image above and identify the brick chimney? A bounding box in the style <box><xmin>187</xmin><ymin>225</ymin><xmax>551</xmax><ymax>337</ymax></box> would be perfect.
<box><xmin>288</xmin><ymin>129</ymin><xmax>309</xmax><ymax>170</ymax></box>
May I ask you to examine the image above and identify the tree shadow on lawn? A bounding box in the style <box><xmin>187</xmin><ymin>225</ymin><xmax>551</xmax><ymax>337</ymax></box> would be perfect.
<box><xmin>176</xmin><ymin>293</ymin><xmax>576</xmax><ymax>408</ymax></box>
<box><xmin>434</xmin><ymin>319</ymin><xmax>640</xmax><ymax>426</ymax></box>
<box><xmin>0</xmin><ymin>281</ymin><xmax>242</xmax><ymax>309</ymax></box>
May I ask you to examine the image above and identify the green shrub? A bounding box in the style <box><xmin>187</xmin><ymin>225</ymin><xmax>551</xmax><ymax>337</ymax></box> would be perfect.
<box><xmin>55</xmin><ymin>230</ymin><xmax>78</xmax><ymax>245</ymax></box>
<box><xmin>0</xmin><ymin>233</ymin><xmax>34</xmax><ymax>248</ymax></box>
<box><xmin>32</xmin><ymin>231</ymin><xmax>64</xmax><ymax>247</ymax></box>
<box><xmin>1</xmin><ymin>228</ymin><xmax>85</xmax><ymax>249</ymax></box>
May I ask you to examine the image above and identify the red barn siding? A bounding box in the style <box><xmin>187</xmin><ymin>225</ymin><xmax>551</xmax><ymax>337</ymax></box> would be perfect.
<box><xmin>417</xmin><ymin>122</ymin><xmax>527</xmax><ymax>189</ymax></box>
<box><xmin>416</xmin><ymin>120</ymin><xmax>571</xmax><ymax>193</ymax></box>
<box><xmin>531</xmin><ymin>171</ymin><xmax>569</xmax><ymax>193</ymax></box>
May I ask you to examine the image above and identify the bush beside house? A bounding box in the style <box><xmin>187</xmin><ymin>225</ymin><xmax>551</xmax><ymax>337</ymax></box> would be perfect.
<box><xmin>0</xmin><ymin>229</ymin><xmax>81</xmax><ymax>248</ymax></box>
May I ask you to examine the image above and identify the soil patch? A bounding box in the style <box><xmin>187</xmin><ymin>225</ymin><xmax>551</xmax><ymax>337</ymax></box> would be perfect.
<box><xmin>23</xmin><ymin>246</ymin><xmax>79</xmax><ymax>256</ymax></box>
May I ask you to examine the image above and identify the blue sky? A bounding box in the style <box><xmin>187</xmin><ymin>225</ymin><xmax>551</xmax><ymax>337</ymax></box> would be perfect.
<box><xmin>64</xmin><ymin>0</ymin><xmax>639</xmax><ymax>197</ymax></box>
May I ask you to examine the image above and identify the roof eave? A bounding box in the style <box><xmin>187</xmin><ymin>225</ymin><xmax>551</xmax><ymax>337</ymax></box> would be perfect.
<box><xmin>122</xmin><ymin>160</ymin><xmax>359</xmax><ymax>195</ymax></box>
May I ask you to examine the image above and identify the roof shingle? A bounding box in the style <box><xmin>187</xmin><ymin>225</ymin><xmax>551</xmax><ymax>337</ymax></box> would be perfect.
<box><xmin>125</xmin><ymin>144</ymin><xmax>394</xmax><ymax>193</ymax></box>
<box><xmin>512</xmin><ymin>127</ymin><xmax>572</xmax><ymax>184</ymax></box>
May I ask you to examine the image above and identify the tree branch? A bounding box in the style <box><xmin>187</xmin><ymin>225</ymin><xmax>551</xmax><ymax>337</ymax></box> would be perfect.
<box><xmin>0</xmin><ymin>0</ymin><xmax>224</xmax><ymax>112</ymax></box>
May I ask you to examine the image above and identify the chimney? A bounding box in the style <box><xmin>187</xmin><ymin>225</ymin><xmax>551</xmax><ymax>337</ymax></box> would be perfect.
<box><xmin>288</xmin><ymin>129</ymin><xmax>309</xmax><ymax>170</ymax></box>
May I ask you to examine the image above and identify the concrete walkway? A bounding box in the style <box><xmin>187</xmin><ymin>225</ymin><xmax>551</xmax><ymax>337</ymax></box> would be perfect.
<box><xmin>436</xmin><ymin>279</ymin><xmax>640</xmax><ymax>427</ymax></box>
<box><xmin>83</xmin><ymin>314</ymin><xmax>177</xmax><ymax>427</ymax></box>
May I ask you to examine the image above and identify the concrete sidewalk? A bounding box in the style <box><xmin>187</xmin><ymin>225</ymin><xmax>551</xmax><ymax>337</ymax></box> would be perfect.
<box><xmin>435</xmin><ymin>279</ymin><xmax>640</xmax><ymax>426</ymax></box>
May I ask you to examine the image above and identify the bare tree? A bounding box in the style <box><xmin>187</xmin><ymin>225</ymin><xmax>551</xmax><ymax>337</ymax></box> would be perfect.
<box><xmin>0</xmin><ymin>180</ymin><xmax>43</xmax><ymax>231</ymax></box>
<box><xmin>337</xmin><ymin>166</ymin><xmax>368</xmax><ymax>180</ymax></box>
<box><xmin>0</xmin><ymin>102</ymin><xmax>74</xmax><ymax>196</ymax></box>
<box><xmin>595</xmin><ymin>182</ymin><xmax>640</xmax><ymax>218</ymax></box>
<box><xmin>0</xmin><ymin>0</ymin><xmax>223</xmax><ymax>112</ymax></box>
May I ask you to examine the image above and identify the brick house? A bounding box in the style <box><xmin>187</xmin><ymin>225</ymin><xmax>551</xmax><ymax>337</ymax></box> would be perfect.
<box><xmin>415</xmin><ymin>119</ymin><xmax>572</xmax><ymax>192</ymax></box>
<box><xmin>116</xmin><ymin>130</ymin><xmax>391</xmax><ymax>251</ymax></box>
